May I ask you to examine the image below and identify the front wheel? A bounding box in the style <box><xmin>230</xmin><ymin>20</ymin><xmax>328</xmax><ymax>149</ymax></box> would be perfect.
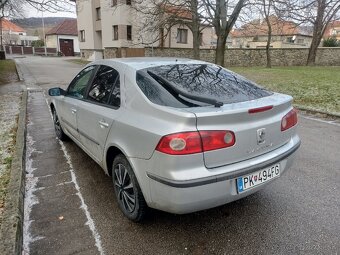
<box><xmin>53</xmin><ymin>110</ymin><xmax>68</xmax><ymax>141</ymax></box>
<box><xmin>112</xmin><ymin>154</ymin><xmax>147</xmax><ymax>222</ymax></box>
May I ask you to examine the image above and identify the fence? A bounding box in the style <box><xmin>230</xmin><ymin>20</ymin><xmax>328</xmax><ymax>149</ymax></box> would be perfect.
<box><xmin>4</xmin><ymin>45</ymin><xmax>58</xmax><ymax>56</ymax></box>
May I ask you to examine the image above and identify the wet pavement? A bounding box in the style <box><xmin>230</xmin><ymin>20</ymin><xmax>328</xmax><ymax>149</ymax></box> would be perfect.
<box><xmin>18</xmin><ymin>56</ymin><xmax>340</xmax><ymax>255</ymax></box>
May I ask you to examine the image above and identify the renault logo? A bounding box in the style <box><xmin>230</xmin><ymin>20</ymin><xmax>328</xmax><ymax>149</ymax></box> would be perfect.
<box><xmin>257</xmin><ymin>128</ymin><xmax>266</xmax><ymax>144</ymax></box>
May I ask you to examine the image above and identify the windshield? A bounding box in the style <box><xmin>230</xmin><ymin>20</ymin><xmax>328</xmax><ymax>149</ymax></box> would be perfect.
<box><xmin>136</xmin><ymin>64</ymin><xmax>272</xmax><ymax>108</ymax></box>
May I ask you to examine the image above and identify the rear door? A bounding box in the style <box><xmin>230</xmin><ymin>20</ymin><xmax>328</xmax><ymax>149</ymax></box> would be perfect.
<box><xmin>59</xmin><ymin>65</ymin><xmax>97</xmax><ymax>140</ymax></box>
<box><xmin>76</xmin><ymin>65</ymin><xmax>122</xmax><ymax>162</ymax></box>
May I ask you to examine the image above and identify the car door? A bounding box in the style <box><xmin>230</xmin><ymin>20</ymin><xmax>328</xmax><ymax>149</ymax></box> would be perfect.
<box><xmin>59</xmin><ymin>65</ymin><xmax>97</xmax><ymax>140</ymax></box>
<box><xmin>76</xmin><ymin>65</ymin><xmax>122</xmax><ymax>162</ymax></box>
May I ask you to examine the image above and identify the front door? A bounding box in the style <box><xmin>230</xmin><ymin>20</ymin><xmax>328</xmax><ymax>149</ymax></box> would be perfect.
<box><xmin>77</xmin><ymin>65</ymin><xmax>122</xmax><ymax>162</ymax></box>
<box><xmin>59</xmin><ymin>39</ymin><xmax>74</xmax><ymax>56</ymax></box>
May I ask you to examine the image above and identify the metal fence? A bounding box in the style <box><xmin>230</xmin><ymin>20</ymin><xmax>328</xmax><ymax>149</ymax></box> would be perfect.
<box><xmin>4</xmin><ymin>45</ymin><xmax>58</xmax><ymax>56</ymax></box>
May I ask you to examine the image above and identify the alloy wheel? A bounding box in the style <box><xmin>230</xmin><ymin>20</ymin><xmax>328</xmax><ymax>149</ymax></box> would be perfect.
<box><xmin>114</xmin><ymin>163</ymin><xmax>136</xmax><ymax>213</ymax></box>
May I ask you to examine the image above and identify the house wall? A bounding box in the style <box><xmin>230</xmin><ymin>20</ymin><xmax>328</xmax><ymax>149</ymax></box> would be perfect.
<box><xmin>75</xmin><ymin>0</ymin><xmax>215</xmax><ymax>59</ymax></box>
<box><xmin>46</xmin><ymin>35</ymin><xmax>80</xmax><ymax>53</ymax></box>
<box><xmin>144</xmin><ymin>47</ymin><xmax>340</xmax><ymax>66</ymax></box>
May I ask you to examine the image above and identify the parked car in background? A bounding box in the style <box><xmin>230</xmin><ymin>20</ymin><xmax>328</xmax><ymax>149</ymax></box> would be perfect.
<box><xmin>48</xmin><ymin>58</ymin><xmax>300</xmax><ymax>222</ymax></box>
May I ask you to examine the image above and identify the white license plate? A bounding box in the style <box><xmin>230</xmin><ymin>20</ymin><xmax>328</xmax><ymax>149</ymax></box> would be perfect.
<box><xmin>237</xmin><ymin>164</ymin><xmax>280</xmax><ymax>193</ymax></box>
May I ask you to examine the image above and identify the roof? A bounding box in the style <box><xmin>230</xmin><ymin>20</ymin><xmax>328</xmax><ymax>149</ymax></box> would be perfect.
<box><xmin>164</xmin><ymin>6</ymin><xmax>192</xmax><ymax>20</ymax></box>
<box><xmin>323</xmin><ymin>20</ymin><xmax>340</xmax><ymax>38</ymax></box>
<box><xmin>46</xmin><ymin>19</ymin><xmax>78</xmax><ymax>36</ymax></box>
<box><xmin>91</xmin><ymin>57</ymin><xmax>207</xmax><ymax>71</ymax></box>
<box><xmin>0</xmin><ymin>19</ymin><xmax>25</xmax><ymax>33</ymax></box>
<box><xmin>232</xmin><ymin>16</ymin><xmax>312</xmax><ymax>37</ymax></box>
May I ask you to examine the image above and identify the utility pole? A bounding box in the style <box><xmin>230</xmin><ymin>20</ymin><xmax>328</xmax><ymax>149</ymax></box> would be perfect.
<box><xmin>0</xmin><ymin>17</ymin><xmax>3</xmax><ymax>51</ymax></box>
<box><xmin>42</xmin><ymin>10</ymin><xmax>47</xmax><ymax>56</ymax></box>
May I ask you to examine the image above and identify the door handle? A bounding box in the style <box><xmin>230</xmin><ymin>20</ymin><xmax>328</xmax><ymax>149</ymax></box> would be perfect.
<box><xmin>99</xmin><ymin>120</ymin><xmax>109</xmax><ymax>128</ymax></box>
<box><xmin>71</xmin><ymin>108</ymin><xmax>77</xmax><ymax>114</ymax></box>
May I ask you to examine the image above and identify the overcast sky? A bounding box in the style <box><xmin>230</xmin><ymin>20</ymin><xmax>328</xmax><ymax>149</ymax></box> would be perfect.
<box><xmin>26</xmin><ymin>3</ymin><xmax>76</xmax><ymax>18</ymax></box>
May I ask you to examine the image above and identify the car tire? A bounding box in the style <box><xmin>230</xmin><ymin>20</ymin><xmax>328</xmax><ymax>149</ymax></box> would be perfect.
<box><xmin>53</xmin><ymin>110</ymin><xmax>68</xmax><ymax>141</ymax></box>
<box><xmin>112</xmin><ymin>154</ymin><xmax>147</xmax><ymax>222</ymax></box>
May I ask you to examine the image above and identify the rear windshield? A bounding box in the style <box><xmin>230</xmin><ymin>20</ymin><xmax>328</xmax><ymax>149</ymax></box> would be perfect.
<box><xmin>136</xmin><ymin>64</ymin><xmax>272</xmax><ymax>108</ymax></box>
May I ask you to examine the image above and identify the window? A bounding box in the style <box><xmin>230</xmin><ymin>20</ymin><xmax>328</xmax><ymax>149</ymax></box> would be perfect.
<box><xmin>127</xmin><ymin>25</ymin><xmax>132</xmax><ymax>41</ymax></box>
<box><xmin>111</xmin><ymin>0</ymin><xmax>117</xmax><ymax>6</ymax></box>
<box><xmin>177</xmin><ymin>29</ymin><xmax>188</xmax><ymax>44</ymax></box>
<box><xmin>286</xmin><ymin>37</ymin><xmax>294</xmax><ymax>43</ymax></box>
<box><xmin>87</xmin><ymin>65</ymin><xmax>120</xmax><ymax>108</ymax></box>
<box><xmin>297</xmin><ymin>39</ymin><xmax>304</xmax><ymax>44</ymax></box>
<box><xmin>199</xmin><ymin>33</ymin><xmax>203</xmax><ymax>46</ymax></box>
<box><xmin>67</xmin><ymin>66</ymin><xmax>96</xmax><ymax>99</ymax></box>
<box><xmin>113</xmin><ymin>25</ymin><xmax>118</xmax><ymax>40</ymax></box>
<box><xmin>136</xmin><ymin>64</ymin><xmax>272</xmax><ymax>108</ymax></box>
<box><xmin>96</xmin><ymin>7</ymin><xmax>101</xmax><ymax>20</ymax></box>
<box><xmin>80</xmin><ymin>30</ymin><xmax>85</xmax><ymax>42</ymax></box>
<box><xmin>126</xmin><ymin>0</ymin><xmax>132</xmax><ymax>5</ymax></box>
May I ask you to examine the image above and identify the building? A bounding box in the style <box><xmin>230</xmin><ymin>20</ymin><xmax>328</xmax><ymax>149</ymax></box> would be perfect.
<box><xmin>46</xmin><ymin>19</ymin><xmax>80</xmax><ymax>56</ymax></box>
<box><xmin>231</xmin><ymin>16</ymin><xmax>313</xmax><ymax>49</ymax></box>
<box><xmin>0</xmin><ymin>18</ymin><xmax>39</xmax><ymax>46</ymax></box>
<box><xmin>72</xmin><ymin>0</ymin><xmax>214</xmax><ymax>60</ymax></box>
<box><xmin>323</xmin><ymin>20</ymin><xmax>340</xmax><ymax>41</ymax></box>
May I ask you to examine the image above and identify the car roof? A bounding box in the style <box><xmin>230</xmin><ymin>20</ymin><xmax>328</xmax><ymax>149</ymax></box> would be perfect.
<box><xmin>90</xmin><ymin>57</ymin><xmax>209</xmax><ymax>71</ymax></box>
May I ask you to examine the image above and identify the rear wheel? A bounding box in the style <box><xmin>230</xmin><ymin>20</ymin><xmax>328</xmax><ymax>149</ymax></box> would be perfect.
<box><xmin>112</xmin><ymin>154</ymin><xmax>147</xmax><ymax>222</ymax></box>
<box><xmin>53</xmin><ymin>110</ymin><xmax>68</xmax><ymax>141</ymax></box>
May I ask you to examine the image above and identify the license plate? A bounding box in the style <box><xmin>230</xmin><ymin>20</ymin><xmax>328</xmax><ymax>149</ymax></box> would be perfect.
<box><xmin>237</xmin><ymin>164</ymin><xmax>280</xmax><ymax>193</ymax></box>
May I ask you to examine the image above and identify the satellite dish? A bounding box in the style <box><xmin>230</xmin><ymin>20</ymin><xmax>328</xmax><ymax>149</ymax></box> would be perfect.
<box><xmin>292</xmin><ymin>35</ymin><xmax>296</xmax><ymax>41</ymax></box>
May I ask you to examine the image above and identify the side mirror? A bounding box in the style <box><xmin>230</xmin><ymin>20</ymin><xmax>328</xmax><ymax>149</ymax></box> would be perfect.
<box><xmin>48</xmin><ymin>87</ymin><xmax>66</xmax><ymax>96</ymax></box>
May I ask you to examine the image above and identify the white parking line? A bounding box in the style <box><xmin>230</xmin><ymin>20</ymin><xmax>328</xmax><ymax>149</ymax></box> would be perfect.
<box><xmin>300</xmin><ymin>115</ymin><xmax>340</xmax><ymax>127</ymax></box>
<box><xmin>44</xmin><ymin>94</ymin><xmax>105</xmax><ymax>255</ymax></box>
<box><xmin>58</xmin><ymin>141</ymin><xmax>105</xmax><ymax>255</ymax></box>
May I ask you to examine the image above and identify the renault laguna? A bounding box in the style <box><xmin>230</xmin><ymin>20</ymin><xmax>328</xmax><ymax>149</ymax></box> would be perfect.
<box><xmin>48</xmin><ymin>58</ymin><xmax>300</xmax><ymax>222</ymax></box>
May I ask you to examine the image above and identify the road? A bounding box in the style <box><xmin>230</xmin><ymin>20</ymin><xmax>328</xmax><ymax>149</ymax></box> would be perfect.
<box><xmin>17</xmin><ymin>56</ymin><xmax>340</xmax><ymax>255</ymax></box>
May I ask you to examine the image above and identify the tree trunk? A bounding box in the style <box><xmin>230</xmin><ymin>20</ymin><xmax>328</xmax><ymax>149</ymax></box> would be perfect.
<box><xmin>307</xmin><ymin>0</ymin><xmax>325</xmax><ymax>65</ymax></box>
<box><xmin>191</xmin><ymin>0</ymin><xmax>200</xmax><ymax>60</ymax></box>
<box><xmin>215</xmin><ymin>33</ymin><xmax>226</xmax><ymax>66</ymax></box>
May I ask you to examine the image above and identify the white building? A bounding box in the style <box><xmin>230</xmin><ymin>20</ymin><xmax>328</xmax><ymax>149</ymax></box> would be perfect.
<box><xmin>72</xmin><ymin>0</ymin><xmax>214</xmax><ymax>60</ymax></box>
<box><xmin>0</xmin><ymin>18</ymin><xmax>39</xmax><ymax>46</ymax></box>
<box><xmin>46</xmin><ymin>19</ymin><xmax>80</xmax><ymax>56</ymax></box>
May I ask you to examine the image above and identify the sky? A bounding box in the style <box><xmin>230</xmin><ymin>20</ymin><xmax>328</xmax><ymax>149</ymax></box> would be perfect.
<box><xmin>26</xmin><ymin>3</ymin><xmax>76</xmax><ymax>18</ymax></box>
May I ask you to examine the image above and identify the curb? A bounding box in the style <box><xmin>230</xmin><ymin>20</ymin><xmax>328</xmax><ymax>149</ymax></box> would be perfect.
<box><xmin>14</xmin><ymin>60</ymin><xmax>24</xmax><ymax>82</ymax></box>
<box><xmin>0</xmin><ymin>88</ymin><xmax>27</xmax><ymax>253</ymax></box>
<box><xmin>295</xmin><ymin>105</ymin><xmax>340</xmax><ymax>119</ymax></box>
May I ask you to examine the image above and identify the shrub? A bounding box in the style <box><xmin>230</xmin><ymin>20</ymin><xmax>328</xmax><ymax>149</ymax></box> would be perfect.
<box><xmin>323</xmin><ymin>37</ymin><xmax>339</xmax><ymax>47</ymax></box>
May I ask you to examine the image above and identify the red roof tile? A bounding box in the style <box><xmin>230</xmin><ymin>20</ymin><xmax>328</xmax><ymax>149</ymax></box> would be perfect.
<box><xmin>232</xmin><ymin>16</ymin><xmax>310</xmax><ymax>37</ymax></box>
<box><xmin>0</xmin><ymin>18</ymin><xmax>25</xmax><ymax>33</ymax></box>
<box><xmin>46</xmin><ymin>19</ymin><xmax>78</xmax><ymax>36</ymax></box>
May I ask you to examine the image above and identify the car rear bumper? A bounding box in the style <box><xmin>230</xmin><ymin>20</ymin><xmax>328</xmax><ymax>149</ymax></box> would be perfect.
<box><xmin>143</xmin><ymin>136</ymin><xmax>300</xmax><ymax>214</ymax></box>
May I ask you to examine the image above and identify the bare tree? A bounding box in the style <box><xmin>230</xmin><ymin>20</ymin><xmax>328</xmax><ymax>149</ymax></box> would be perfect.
<box><xmin>279</xmin><ymin>0</ymin><xmax>340</xmax><ymax>65</ymax></box>
<box><xmin>133</xmin><ymin>0</ymin><xmax>208</xmax><ymax>59</ymax></box>
<box><xmin>0</xmin><ymin>0</ymin><xmax>74</xmax><ymax>18</ymax></box>
<box><xmin>202</xmin><ymin>0</ymin><xmax>247</xmax><ymax>66</ymax></box>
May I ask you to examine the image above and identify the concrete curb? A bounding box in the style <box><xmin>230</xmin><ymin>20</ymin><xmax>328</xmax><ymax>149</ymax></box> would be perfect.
<box><xmin>0</xmin><ymin>91</ymin><xmax>27</xmax><ymax>253</ymax></box>
<box><xmin>295</xmin><ymin>105</ymin><xmax>340</xmax><ymax>119</ymax></box>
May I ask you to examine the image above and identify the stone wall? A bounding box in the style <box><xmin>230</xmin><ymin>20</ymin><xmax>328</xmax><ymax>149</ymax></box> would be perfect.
<box><xmin>144</xmin><ymin>47</ymin><xmax>340</xmax><ymax>67</ymax></box>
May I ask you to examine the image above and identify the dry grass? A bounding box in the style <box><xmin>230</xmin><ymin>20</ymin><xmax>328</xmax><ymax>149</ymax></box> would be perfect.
<box><xmin>230</xmin><ymin>66</ymin><xmax>340</xmax><ymax>114</ymax></box>
<box><xmin>0</xmin><ymin>60</ymin><xmax>18</xmax><ymax>85</ymax></box>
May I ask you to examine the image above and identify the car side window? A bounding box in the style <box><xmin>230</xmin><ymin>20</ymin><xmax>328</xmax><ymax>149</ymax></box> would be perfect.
<box><xmin>87</xmin><ymin>65</ymin><xmax>120</xmax><ymax>108</ymax></box>
<box><xmin>67</xmin><ymin>66</ymin><xmax>96</xmax><ymax>99</ymax></box>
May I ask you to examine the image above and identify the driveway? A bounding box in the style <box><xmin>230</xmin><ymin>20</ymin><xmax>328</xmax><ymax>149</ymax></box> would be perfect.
<box><xmin>18</xmin><ymin>56</ymin><xmax>340</xmax><ymax>255</ymax></box>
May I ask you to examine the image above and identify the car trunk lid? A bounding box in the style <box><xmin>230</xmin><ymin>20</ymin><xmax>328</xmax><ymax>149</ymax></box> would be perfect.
<box><xmin>186</xmin><ymin>93</ymin><xmax>294</xmax><ymax>169</ymax></box>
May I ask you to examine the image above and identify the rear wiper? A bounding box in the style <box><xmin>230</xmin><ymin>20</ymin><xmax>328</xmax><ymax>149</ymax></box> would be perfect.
<box><xmin>147</xmin><ymin>71</ymin><xmax>223</xmax><ymax>107</ymax></box>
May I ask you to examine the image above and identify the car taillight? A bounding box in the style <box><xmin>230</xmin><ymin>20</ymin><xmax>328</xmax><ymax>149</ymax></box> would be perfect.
<box><xmin>156</xmin><ymin>131</ymin><xmax>235</xmax><ymax>155</ymax></box>
<box><xmin>281</xmin><ymin>108</ymin><xmax>298</xmax><ymax>131</ymax></box>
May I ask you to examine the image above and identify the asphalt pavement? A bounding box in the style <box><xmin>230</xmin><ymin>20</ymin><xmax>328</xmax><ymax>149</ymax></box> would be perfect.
<box><xmin>17</xmin><ymin>56</ymin><xmax>340</xmax><ymax>255</ymax></box>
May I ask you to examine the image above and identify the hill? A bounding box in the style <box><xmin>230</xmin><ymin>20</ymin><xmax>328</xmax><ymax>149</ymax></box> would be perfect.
<box><xmin>11</xmin><ymin>17</ymin><xmax>75</xmax><ymax>29</ymax></box>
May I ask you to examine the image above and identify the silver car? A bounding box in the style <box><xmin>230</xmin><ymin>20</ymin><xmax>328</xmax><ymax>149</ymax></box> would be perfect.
<box><xmin>48</xmin><ymin>58</ymin><xmax>300</xmax><ymax>222</ymax></box>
